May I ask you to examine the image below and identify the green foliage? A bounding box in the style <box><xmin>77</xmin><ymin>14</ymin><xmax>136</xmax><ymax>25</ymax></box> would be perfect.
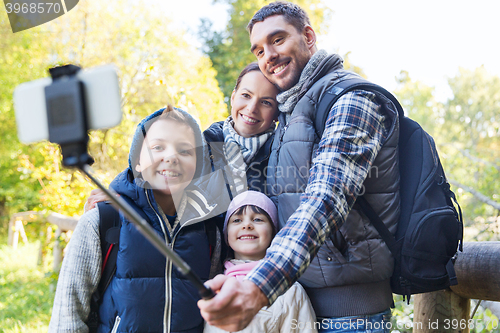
<box><xmin>199</xmin><ymin>0</ymin><xmax>332</xmax><ymax>107</ymax></box>
<box><xmin>445</xmin><ymin>66</ymin><xmax>500</xmax><ymax>147</ymax></box>
<box><xmin>342</xmin><ymin>51</ymin><xmax>367</xmax><ymax>78</ymax></box>
<box><xmin>394</xmin><ymin>69</ymin><xmax>500</xmax><ymax>240</ymax></box>
<box><xmin>390</xmin><ymin>296</ymin><xmax>414</xmax><ymax>332</ymax></box>
<box><xmin>438</xmin><ymin>68</ymin><xmax>500</xmax><ymax>234</ymax></box>
<box><xmin>390</xmin><ymin>297</ymin><xmax>500</xmax><ymax>333</ymax></box>
<box><xmin>0</xmin><ymin>242</ymin><xmax>57</xmax><ymax>332</ymax></box>
<box><xmin>441</xmin><ymin>67</ymin><xmax>500</xmax><ymax>227</ymax></box>
<box><xmin>470</xmin><ymin>303</ymin><xmax>500</xmax><ymax>333</ymax></box>
<box><xmin>0</xmin><ymin>0</ymin><xmax>227</xmax><ymax>232</ymax></box>
<box><xmin>392</xmin><ymin>68</ymin><xmax>500</xmax><ymax>332</ymax></box>
<box><xmin>395</xmin><ymin>70</ymin><xmax>439</xmax><ymax>133</ymax></box>
<box><xmin>0</xmin><ymin>22</ymin><xmax>48</xmax><ymax>233</ymax></box>
<box><xmin>1</xmin><ymin>1</ymin><xmax>499</xmax><ymax>329</ymax></box>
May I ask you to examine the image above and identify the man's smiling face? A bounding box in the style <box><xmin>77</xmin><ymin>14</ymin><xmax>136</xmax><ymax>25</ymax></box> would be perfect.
<box><xmin>250</xmin><ymin>15</ymin><xmax>315</xmax><ymax>92</ymax></box>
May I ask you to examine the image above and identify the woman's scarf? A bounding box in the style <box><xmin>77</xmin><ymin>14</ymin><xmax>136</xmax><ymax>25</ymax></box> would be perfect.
<box><xmin>222</xmin><ymin>116</ymin><xmax>273</xmax><ymax>193</ymax></box>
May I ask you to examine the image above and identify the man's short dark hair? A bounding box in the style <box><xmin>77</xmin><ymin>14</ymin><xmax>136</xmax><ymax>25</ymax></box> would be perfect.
<box><xmin>247</xmin><ymin>1</ymin><xmax>311</xmax><ymax>34</ymax></box>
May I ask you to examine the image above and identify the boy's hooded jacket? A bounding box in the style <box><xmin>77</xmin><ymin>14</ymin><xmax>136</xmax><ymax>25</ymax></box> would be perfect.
<box><xmin>97</xmin><ymin>108</ymin><xmax>223</xmax><ymax>333</ymax></box>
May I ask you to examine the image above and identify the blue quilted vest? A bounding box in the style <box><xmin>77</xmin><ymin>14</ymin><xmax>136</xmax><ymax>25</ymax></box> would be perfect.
<box><xmin>97</xmin><ymin>170</ymin><xmax>213</xmax><ymax>333</ymax></box>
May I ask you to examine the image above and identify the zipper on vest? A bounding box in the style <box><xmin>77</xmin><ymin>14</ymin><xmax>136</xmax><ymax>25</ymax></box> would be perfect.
<box><xmin>146</xmin><ymin>191</ymin><xmax>214</xmax><ymax>333</ymax></box>
<box><xmin>275</xmin><ymin>124</ymin><xmax>288</xmax><ymax>157</ymax></box>
<box><xmin>145</xmin><ymin>191</ymin><xmax>172</xmax><ymax>333</ymax></box>
<box><xmin>165</xmin><ymin>243</ymin><xmax>173</xmax><ymax>333</ymax></box>
<box><xmin>274</xmin><ymin>123</ymin><xmax>288</xmax><ymax>184</ymax></box>
<box><xmin>276</xmin><ymin>116</ymin><xmax>305</xmax><ymax>155</ymax></box>
<box><xmin>274</xmin><ymin>116</ymin><xmax>306</xmax><ymax>192</ymax></box>
<box><xmin>110</xmin><ymin>316</ymin><xmax>121</xmax><ymax>333</ymax></box>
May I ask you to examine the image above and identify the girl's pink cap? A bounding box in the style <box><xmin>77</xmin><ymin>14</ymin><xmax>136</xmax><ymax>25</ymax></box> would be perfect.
<box><xmin>223</xmin><ymin>191</ymin><xmax>278</xmax><ymax>241</ymax></box>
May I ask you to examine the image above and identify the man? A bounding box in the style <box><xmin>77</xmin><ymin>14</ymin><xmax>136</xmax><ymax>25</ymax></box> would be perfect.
<box><xmin>198</xmin><ymin>2</ymin><xmax>400</xmax><ymax>332</ymax></box>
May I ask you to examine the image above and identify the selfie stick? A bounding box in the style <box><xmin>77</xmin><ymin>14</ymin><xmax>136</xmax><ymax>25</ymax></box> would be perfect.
<box><xmin>46</xmin><ymin>65</ymin><xmax>215</xmax><ymax>300</ymax></box>
<box><xmin>79</xmin><ymin>166</ymin><xmax>215</xmax><ymax>300</ymax></box>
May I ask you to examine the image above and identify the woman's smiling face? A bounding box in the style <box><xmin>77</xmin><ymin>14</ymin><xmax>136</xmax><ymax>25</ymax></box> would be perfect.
<box><xmin>230</xmin><ymin>70</ymin><xmax>279</xmax><ymax>138</ymax></box>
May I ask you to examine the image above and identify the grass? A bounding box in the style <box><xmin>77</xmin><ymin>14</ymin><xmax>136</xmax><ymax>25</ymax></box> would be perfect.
<box><xmin>1</xmin><ymin>235</ymin><xmax>499</xmax><ymax>333</ymax></box>
<box><xmin>0</xmin><ymin>241</ymin><xmax>57</xmax><ymax>332</ymax></box>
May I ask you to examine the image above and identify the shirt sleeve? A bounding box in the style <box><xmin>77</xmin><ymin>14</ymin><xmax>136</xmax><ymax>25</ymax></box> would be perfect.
<box><xmin>48</xmin><ymin>208</ymin><xmax>102</xmax><ymax>333</ymax></box>
<box><xmin>245</xmin><ymin>90</ymin><xmax>391</xmax><ymax>303</ymax></box>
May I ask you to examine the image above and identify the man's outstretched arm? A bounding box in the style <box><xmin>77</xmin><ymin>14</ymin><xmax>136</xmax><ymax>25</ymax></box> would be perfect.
<box><xmin>199</xmin><ymin>91</ymin><xmax>390</xmax><ymax>330</ymax></box>
<box><xmin>247</xmin><ymin>91</ymin><xmax>390</xmax><ymax>302</ymax></box>
<box><xmin>198</xmin><ymin>275</ymin><xmax>269</xmax><ymax>332</ymax></box>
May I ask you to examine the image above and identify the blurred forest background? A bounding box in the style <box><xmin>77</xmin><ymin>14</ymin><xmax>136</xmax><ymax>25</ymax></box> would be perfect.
<box><xmin>0</xmin><ymin>0</ymin><xmax>499</xmax><ymax>331</ymax></box>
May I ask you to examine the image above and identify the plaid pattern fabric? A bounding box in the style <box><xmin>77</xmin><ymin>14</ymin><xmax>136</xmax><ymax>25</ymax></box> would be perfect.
<box><xmin>245</xmin><ymin>90</ymin><xmax>390</xmax><ymax>304</ymax></box>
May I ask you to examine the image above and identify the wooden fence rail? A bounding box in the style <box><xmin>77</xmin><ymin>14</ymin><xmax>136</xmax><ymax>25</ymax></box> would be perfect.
<box><xmin>7</xmin><ymin>213</ymin><xmax>500</xmax><ymax>332</ymax></box>
<box><xmin>8</xmin><ymin>211</ymin><xmax>79</xmax><ymax>271</ymax></box>
<box><xmin>413</xmin><ymin>241</ymin><xmax>500</xmax><ymax>332</ymax></box>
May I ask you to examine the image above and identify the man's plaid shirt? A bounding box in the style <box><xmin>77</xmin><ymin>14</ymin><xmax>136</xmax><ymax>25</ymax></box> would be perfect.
<box><xmin>245</xmin><ymin>90</ymin><xmax>391</xmax><ymax>304</ymax></box>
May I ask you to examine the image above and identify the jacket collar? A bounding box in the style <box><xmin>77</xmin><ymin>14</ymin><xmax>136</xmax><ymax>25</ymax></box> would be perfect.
<box><xmin>300</xmin><ymin>53</ymin><xmax>344</xmax><ymax>98</ymax></box>
<box><xmin>203</xmin><ymin>121</ymin><xmax>225</xmax><ymax>143</ymax></box>
<box><xmin>110</xmin><ymin>168</ymin><xmax>218</xmax><ymax>230</ymax></box>
<box><xmin>277</xmin><ymin>51</ymin><xmax>344</xmax><ymax>116</ymax></box>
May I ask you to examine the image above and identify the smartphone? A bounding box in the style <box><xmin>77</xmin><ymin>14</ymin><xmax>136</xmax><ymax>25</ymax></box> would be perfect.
<box><xmin>14</xmin><ymin>65</ymin><xmax>122</xmax><ymax>144</ymax></box>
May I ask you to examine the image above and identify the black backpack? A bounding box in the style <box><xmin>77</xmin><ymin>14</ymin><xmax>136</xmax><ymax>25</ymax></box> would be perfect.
<box><xmin>315</xmin><ymin>77</ymin><xmax>464</xmax><ymax>302</ymax></box>
<box><xmin>86</xmin><ymin>202</ymin><xmax>121</xmax><ymax>333</ymax></box>
<box><xmin>86</xmin><ymin>202</ymin><xmax>222</xmax><ymax>332</ymax></box>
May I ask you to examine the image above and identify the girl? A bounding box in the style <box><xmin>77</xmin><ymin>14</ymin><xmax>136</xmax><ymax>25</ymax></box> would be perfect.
<box><xmin>204</xmin><ymin>190</ymin><xmax>318</xmax><ymax>333</ymax></box>
<box><xmin>49</xmin><ymin>107</ymin><xmax>223</xmax><ymax>333</ymax></box>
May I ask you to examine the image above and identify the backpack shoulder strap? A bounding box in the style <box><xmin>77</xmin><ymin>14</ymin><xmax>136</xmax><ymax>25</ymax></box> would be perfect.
<box><xmin>356</xmin><ymin>196</ymin><xmax>398</xmax><ymax>257</ymax></box>
<box><xmin>87</xmin><ymin>202</ymin><xmax>120</xmax><ymax>332</ymax></box>
<box><xmin>315</xmin><ymin>77</ymin><xmax>405</xmax><ymax>138</ymax></box>
<box><xmin>205</xmin><ymin>218</ymin><xmax>218</xmax><ymax>253</ymax></box>
<box><xmin>315</xmin><ymin>77</ymin><xmax>405</xmax><ymax>258</ymax></box>
<box><xmin>97</xmin><ymin>202</ymin><xmax>120</xmax><ymax>292</ymax></box>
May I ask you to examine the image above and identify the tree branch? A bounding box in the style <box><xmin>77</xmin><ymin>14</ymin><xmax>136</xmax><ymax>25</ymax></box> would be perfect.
<box><xmin>448</xmin><ymin>179</ymin><xmax>500</xmax><ymax>210</ymax></box>
<box><xmin>440</xmin><ymin>143</ymin><xmax>500</xmax><ymax>173</ymax></box>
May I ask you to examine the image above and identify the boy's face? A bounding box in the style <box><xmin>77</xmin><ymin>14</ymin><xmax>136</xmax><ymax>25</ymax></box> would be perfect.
<box><xmin>136</xmin><ymin>119</ymin><xmax>197</xmax><ymax>198</ymax></box>
<box><xmin>227</xmin><ymin>207</ymin><xmax>273</xmax><ymax>261</ymax></box>
<box><xmin>230</xmin><ymin>70</ymin><xmax>279</xmax><ymax>138</ymax></box>
<box><xmin>250</xmin><ymin>15</ymin><xmax>315</xmax><ymax>92</ymax></box>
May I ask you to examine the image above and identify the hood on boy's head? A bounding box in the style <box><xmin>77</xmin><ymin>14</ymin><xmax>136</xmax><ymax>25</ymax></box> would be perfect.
<box><xmin>128</xmin><ymin>106</ymin><xmax>207</xmax><ymax>183</ymax></box>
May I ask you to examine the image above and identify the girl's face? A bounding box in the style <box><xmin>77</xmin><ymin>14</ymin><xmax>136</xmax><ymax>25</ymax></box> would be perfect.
<box><xmin>230</xmin><ymin>70</ymin><xmax>279</xmax><ymax>138</ymax></box>
<box><xmin>226</xmin><ymin>206</ymin><xmax>273</xmax><ymax>261</ymax></box>
<box><xmin>136</xmin><ymin>119</ymin><xmax>197</xmax><ymax>198</ymax></box>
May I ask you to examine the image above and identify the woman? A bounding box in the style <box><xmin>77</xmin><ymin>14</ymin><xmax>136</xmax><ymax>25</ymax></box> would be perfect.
<box><xmin>85</xmin><ymin>62</ymin><xmax>279</xmax><ymax>208</ymax></box>
<box><xmin>203</xmin><ymin>62</ymin><xmax>279</xmax><ymax>195</ymax></box>
<box><xmin>76</xmin><ymin>64</ymin><xmax>280</xmax><ymax>331</ymax></box>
